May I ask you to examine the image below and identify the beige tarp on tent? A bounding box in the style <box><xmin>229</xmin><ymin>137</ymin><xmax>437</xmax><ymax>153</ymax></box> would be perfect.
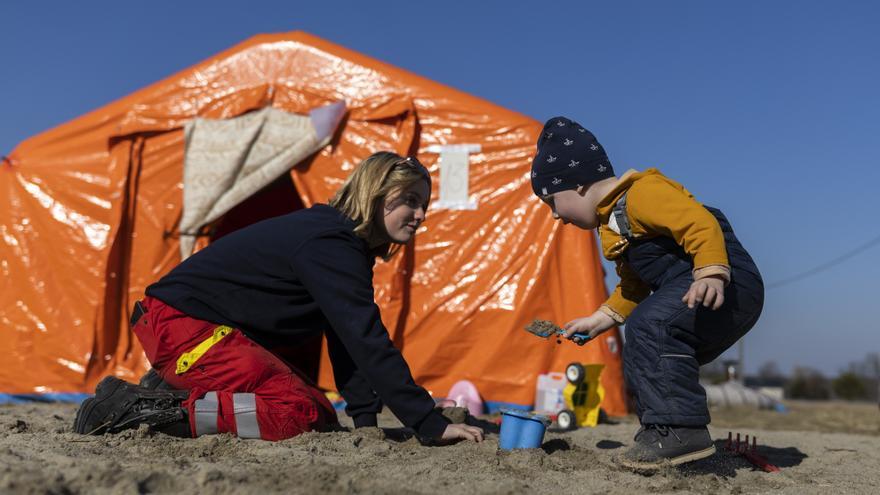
<box><xmin>180</xmin><ymin>102</ymin><xmax>345</xmax><ymax>258</ymax></box>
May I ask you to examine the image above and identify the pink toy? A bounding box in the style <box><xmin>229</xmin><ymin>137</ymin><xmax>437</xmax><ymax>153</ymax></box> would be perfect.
<box><xmin>447</xmin><ymin>380</ymin><xmax>484</xmax><ymax>417</ymax></box>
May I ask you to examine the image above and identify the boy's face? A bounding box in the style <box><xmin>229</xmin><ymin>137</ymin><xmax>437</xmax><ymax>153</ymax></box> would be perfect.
<box><xmin>541</xmin><ymin>186</ymin><xmax>599</xmax><ymax>230</ymax></box>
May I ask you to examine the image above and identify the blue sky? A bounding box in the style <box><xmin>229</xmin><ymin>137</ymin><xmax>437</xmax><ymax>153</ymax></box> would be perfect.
<box><xmin>2</xmin><ymin>1</ymin><xmax>877</xmax><ymax>375</ymax></box>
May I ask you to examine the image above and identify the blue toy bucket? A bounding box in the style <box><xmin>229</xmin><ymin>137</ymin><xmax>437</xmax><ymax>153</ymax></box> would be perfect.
<box><xmin>499</xmin><ymin>410</ymin><xmax>551</xmax><ymax>450</ymax></box>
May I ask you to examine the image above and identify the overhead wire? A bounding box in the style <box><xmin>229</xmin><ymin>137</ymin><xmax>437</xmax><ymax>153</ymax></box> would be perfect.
<box><xmin>766</xmin><ymin>232</ymin><xmax>880</xmax><ymax>289</ymax></box>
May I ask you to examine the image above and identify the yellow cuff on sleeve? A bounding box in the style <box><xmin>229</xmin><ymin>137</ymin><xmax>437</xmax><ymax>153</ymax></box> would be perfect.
<box><xmin>693</xmin><ymin>264</ymin><xmax>731</xmax><ymax>285</ymax></box>
<box><xmin>599</xmin><ymin>304</ymin><xmax>626</xmax><ymax>324</ymax></box>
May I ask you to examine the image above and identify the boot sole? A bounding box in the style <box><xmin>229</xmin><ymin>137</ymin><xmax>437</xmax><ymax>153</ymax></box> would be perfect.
<box><xmin>73</xmin><ymin>376</ymin><xmax>127</xmax><ymax>434</ymax></box>
<box><xmin>619</xmin><ymin>444</ymin><xmax>717</xmax><ymax>471</ymax></box>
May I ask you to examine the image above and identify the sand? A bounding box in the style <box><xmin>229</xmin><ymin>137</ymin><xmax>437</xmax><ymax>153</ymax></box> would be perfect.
<box><xmin>1</xmin><ymin>400</ymin><xmax>877</xmax><ymax>494</ymax></box>
<box><xmin>524</xmin><ymin>319</ymin><xmax>563</xmax><ymax>339</ymax></box>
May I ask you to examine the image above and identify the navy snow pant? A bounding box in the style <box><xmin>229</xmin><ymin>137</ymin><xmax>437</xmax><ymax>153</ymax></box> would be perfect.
<box><xmin>622</xmin><ymin>207</ymin><xmax>764</xmax><ymax>426</ymax></box>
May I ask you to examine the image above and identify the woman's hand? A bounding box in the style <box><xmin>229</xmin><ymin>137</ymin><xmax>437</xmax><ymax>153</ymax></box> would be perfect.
<box><xmin>682</xmin><ymin>275</ymin><xmax>726</xmax><ymax>310</ymax></box>
<box><xmin>438</xmin><ymin>423</ymin><xmax>484</xmax><ymax>444</ymax></box>
<box><xmin>563</xmin><ymin>311</ymin><xmax>617</xmax><ymax>344</ymax></box>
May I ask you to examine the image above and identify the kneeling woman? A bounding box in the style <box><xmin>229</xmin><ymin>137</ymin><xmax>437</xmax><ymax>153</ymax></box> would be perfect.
<box><xmin>75</xmin><ymin>152</ymin><xmax>483</xmax><ymax>444</ymax></box>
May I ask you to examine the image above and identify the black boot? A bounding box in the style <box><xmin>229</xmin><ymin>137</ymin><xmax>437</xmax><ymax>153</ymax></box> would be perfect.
<box><xmin>618</xmin><ymin>424</ymin><xmax>715</xmax><ymax>470</ymax></box>
<box><xmin>138</xmin><ymin>368</ymin><xmax>176</xmax><ymax>390</ymax></box>
<box><xmin>74</xmin><ymin>376</ymin><xmax>191</xmax><ymax>437</ymax></box>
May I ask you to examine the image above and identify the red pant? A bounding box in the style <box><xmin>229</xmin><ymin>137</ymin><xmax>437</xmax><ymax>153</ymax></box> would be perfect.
<box><xmin>133</xmin><ymin>296</ymin><xmax>338</xmax><ymax>440</ymax></box>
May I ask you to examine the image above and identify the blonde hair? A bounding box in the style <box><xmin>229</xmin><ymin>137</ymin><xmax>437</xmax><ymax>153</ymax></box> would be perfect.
<box><xmin>330</xmin><ymin>151</ymin><xmax>431</xmax><ymax>258</ymax></box>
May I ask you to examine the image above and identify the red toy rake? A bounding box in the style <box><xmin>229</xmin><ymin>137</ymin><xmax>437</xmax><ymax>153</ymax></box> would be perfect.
<box><xmin>724</xmin><ymin>432</ymin><xmax>780</xmax><ymax>473</ymax></box>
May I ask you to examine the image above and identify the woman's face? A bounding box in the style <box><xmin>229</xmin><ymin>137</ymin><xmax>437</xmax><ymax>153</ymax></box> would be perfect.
<box><xmin>377</xmin><ymin>179</ymin><xmax>431</xmax><ymax>244</ymax></box>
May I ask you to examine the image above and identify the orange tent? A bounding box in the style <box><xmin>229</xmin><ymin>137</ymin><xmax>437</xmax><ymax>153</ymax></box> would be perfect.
<box><xmin>0</xmin><ymin>32</ymin><xmax>627</xmax><ymax>414</ymax></box>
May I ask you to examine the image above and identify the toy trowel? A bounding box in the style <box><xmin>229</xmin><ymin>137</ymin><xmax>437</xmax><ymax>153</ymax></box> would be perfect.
<box><xmin>524</xmin><ymin>319</ymin><xmax>591</xmax><ymax>344</ymax></box>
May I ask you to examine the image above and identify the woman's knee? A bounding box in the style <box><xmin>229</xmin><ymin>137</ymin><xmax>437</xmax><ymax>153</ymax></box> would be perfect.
<box><xmin>258</xmin><ymin>394</ymin><xmax>332</xmax><ymax>440</ymax></box>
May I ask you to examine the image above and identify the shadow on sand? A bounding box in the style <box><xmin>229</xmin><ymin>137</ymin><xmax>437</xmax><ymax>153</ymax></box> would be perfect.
<box><xmin>682</xmin><ymin>439</ymin><xmax>808</xmax><ymax>476</ymax></box>
<box><xmin>541</xmin><ymin>438</ymin><xmax>571</xmax><ymax>454</ymax></box>
<box><xmin>366</xmin><ymin>415</ymin><xmax>502</xmax><ymax>445</ymax></box>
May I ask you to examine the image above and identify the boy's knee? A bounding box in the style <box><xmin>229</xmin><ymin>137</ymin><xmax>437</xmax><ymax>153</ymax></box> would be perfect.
<box><xmin>623</xmin><ymin>313</ymin><xmax>662</xmax><ymax>355</ymax></box>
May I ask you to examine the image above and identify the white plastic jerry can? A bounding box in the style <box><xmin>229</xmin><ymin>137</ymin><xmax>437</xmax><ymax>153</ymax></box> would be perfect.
<box><xmin>534</xmin><ymin>372</ymin><xmax>567</xmax><ymax>414</ymax></box>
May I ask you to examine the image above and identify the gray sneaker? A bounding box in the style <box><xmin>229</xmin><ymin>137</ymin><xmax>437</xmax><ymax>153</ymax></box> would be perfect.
<box><xmin>618</xmin><ymin>424</ymin><xmax>715</xmax><ymax>470</ymax></box>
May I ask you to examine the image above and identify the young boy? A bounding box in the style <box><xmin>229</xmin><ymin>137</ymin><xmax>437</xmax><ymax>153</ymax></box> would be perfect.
<box><xmin>531</xmin><ymin>116</ymin><xmax>764</xmax><ymax>470</ymax></box>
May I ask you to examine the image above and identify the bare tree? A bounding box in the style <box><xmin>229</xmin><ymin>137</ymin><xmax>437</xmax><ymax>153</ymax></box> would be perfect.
<box><xmin>864</xmin><ymin>353</ymin><xmax>879</xmax><ymax>403</ymax></box>
<box><xmin>843</xmin><ymin>352</ymin><xmax>879</xmax><ymax>403</ymax></box>
<box><xmin>758</xmin><ymin>361</ymin><xmax>784</xmax><ymax>382</ymax></box>
<box><xmin>866</xmin><ymin>352</ymin><xmax>880</xmax><ymax>377</ymax></box>
<box><xmin>787</xmin><ymin>367</ymin><xmax>830</xmax><ymax>400</ymax></box>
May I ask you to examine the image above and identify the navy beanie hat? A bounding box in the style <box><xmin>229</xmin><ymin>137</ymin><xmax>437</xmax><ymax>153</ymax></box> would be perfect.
<box><xmin>530</xmin><ymin>116</ymin><xmax>614</xmax><ymax>197</ymax></box>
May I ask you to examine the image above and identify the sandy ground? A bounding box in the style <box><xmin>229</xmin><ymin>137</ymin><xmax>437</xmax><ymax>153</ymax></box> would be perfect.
<box><xmin>1</xmin><ymin>400</ymin><xmax>878</xmax><ymax>494</ymax></box>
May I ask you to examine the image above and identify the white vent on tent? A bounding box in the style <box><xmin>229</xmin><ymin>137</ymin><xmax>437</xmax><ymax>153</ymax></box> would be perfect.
<box><xmin>425</xmin><ymin>144</ymin><xmax>480</xmax><ymax>210</ymax></box>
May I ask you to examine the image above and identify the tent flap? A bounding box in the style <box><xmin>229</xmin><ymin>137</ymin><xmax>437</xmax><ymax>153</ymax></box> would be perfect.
<box><xmin>179</xmin><ymin>102</ymin><xmax>345</xmax><ymax>259</ymax></box>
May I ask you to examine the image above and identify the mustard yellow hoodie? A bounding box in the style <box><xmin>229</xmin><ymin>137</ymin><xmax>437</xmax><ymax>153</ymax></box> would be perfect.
<box><xmin>595</xmin><ymin>169</ymin><xmax>730</xmax><ymax>323</ymax></box>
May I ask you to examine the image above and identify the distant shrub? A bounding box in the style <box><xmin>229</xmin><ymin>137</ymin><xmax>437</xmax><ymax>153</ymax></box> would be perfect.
<box><xmin>832</xmin><ymin>372</ymin><xmax>868</xmax><ymax>400</ymax></box>
<box><xmin>786</xmin><ymin>367</ymin><xmax>830</xmax><ymax>400</ymax></box>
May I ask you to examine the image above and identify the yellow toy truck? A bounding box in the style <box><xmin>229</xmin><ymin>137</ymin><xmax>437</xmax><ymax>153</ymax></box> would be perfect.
<box><xmin>534</xmin><ymin>362</ymin><xmax>605</xmax><ymax>430</ymax></box>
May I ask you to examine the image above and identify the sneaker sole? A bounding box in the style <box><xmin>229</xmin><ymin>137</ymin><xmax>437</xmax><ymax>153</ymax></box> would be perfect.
<box><xmin>668</xmin><ymin>444</ymin><xmax>717</xmax><ymax>466</ymax></box>
<box><xmin>73</xmin><ymin>376</ymin><xmax>127</xmax><ymax>434</ymax></box>
<box><xmin>619</xmin><ymin>444</ymin><xmax>717</xmax><ymax>471</ymax></box>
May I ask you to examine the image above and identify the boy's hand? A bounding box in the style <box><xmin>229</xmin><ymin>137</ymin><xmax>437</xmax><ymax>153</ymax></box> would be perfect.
<box><xmin>683</xmin><ymin>275</ymin><xmax>725</xmax><ymax>310</ymax></box>
<box><xmin>563</xmin><ymin>311</ymin><xmax>617</xmax><ymax>344</ymax></box>
<box><xmin>438</xmin><ymin>423</ymin><xmax>484</xmax><ymax>444</ymax></box>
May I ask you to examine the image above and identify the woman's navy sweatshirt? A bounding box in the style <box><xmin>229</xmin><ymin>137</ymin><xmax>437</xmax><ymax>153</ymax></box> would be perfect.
<box><xmin>146</xmin><ymin>204</ymin><xmax>449</xmax><ymax>438</ymax></box>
